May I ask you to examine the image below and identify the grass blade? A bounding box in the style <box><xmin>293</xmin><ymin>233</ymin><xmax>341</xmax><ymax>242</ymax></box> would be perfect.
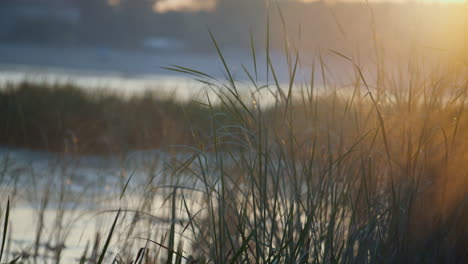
<box><xmin>0</xmin><ymin>197</ymin><xmax>9</xmax><ymax>263</ymax></box>
<box><xmin>97</xmin><ymin>208</ymin><xmax>121</xmax><ymax>264</ymax></box>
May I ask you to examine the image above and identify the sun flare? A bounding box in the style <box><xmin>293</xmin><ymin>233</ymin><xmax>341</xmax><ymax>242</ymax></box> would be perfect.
<box><xmin>298</xmin><ymin>0</ymin><xmax>466</xmax><ymax>3</ymax></box>
<box><xmin>153</xmin><ymin>0</ymin><xmax>217</xmax><ymax>13</ymax></box>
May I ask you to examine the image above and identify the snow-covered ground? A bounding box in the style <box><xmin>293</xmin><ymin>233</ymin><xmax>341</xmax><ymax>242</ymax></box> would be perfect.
<box><xmin>0</xmin><ymin>147</ymin><xmax>207</xmax><ymax>262</ymax></box>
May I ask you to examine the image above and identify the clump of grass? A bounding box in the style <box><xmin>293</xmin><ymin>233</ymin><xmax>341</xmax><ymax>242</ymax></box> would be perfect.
<box><xmin>116</xmin><ymin>7</ymin><xmax>467</xmax><ymax>264</ymax></box>
<box><xmin>1</xmin><ymin>3</ymin><xmax>467</xmax><ymax>264</ymax></box>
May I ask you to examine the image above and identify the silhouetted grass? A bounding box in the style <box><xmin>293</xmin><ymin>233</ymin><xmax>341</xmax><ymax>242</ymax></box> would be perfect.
<box><xmin>1</xmin><ymin>3</ymin><xmax>467</xmax><ymax>264</ymax></box>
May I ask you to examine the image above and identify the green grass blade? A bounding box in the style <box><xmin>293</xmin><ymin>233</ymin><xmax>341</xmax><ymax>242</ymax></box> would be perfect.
<box><xmin>97</xmin><ymin>208</ymin><xmax>121</xmax><ymax>264</ymax></box>
<box><xmin>250</xmin><ymin>28</ymin><xmax>258</xmax><ymax>82</ymax></box>
<box><xmin>208</xmin><ymin>29</ymin><xmax>237</xmax><ymax>95</ymax></box>
<box><xmin>0</xmin><ymin>197</ymin><xmax>9</xmax><ymax>263</ymax></box>
<box><xmin>120</xmin><ymin>169</ymin><xmax>135</xmax><ymax>200</ymax></box>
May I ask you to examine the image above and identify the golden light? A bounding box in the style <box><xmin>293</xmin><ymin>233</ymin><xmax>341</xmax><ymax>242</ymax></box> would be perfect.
<box><xmin>153</xmin><ymin>0</ymin><xmax>217</xmax><ymax>13</ymax></box>
<box><xmin>108</xmin><ymin>0</ymin><xmax>121</xmax><ymax>6</ymax></box>
<box><xmin>297</xmin><ymin>0</ymin><xmax>466</xmax><ymax>3</ymax></box>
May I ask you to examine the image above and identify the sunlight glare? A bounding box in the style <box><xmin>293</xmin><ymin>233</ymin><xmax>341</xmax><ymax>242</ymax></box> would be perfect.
<box><xmin>153</xmin><ymin>0</ymin><xmax>217</xmax><ymax>13</ymax></box>
<box><xmin>297</xmin><ymin>0</ymin><xmax>466</xmax><ymax>3</ymax></box>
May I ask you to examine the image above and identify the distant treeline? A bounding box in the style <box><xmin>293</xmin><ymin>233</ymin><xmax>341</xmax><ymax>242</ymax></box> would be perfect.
<box><xmin>0</xmin><ymin>82</ymin><xmax>223</xmax><ymax>154</ymax></box>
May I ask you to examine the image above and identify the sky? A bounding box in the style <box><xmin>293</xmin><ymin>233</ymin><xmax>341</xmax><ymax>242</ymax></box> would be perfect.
<box><xmin>151</xmin><ymin>0</ymin><xmax>466</xmax><ymax>13</ymax></box>
<box><xmin>106</xmin><ymin>0</ymin><xmax>468</xmax><ymax>13</ymax></box>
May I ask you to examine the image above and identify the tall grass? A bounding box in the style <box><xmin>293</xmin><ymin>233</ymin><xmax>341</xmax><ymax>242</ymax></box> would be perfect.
<box><xmin>131</xmin><ymin>8</ymin><xmax>467</xmax><ymax>263</ymax></box>
<box><xmin>0</xmin><ymin>3</ymin><xmax>467</xmax><ymax>264</ymax></box>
